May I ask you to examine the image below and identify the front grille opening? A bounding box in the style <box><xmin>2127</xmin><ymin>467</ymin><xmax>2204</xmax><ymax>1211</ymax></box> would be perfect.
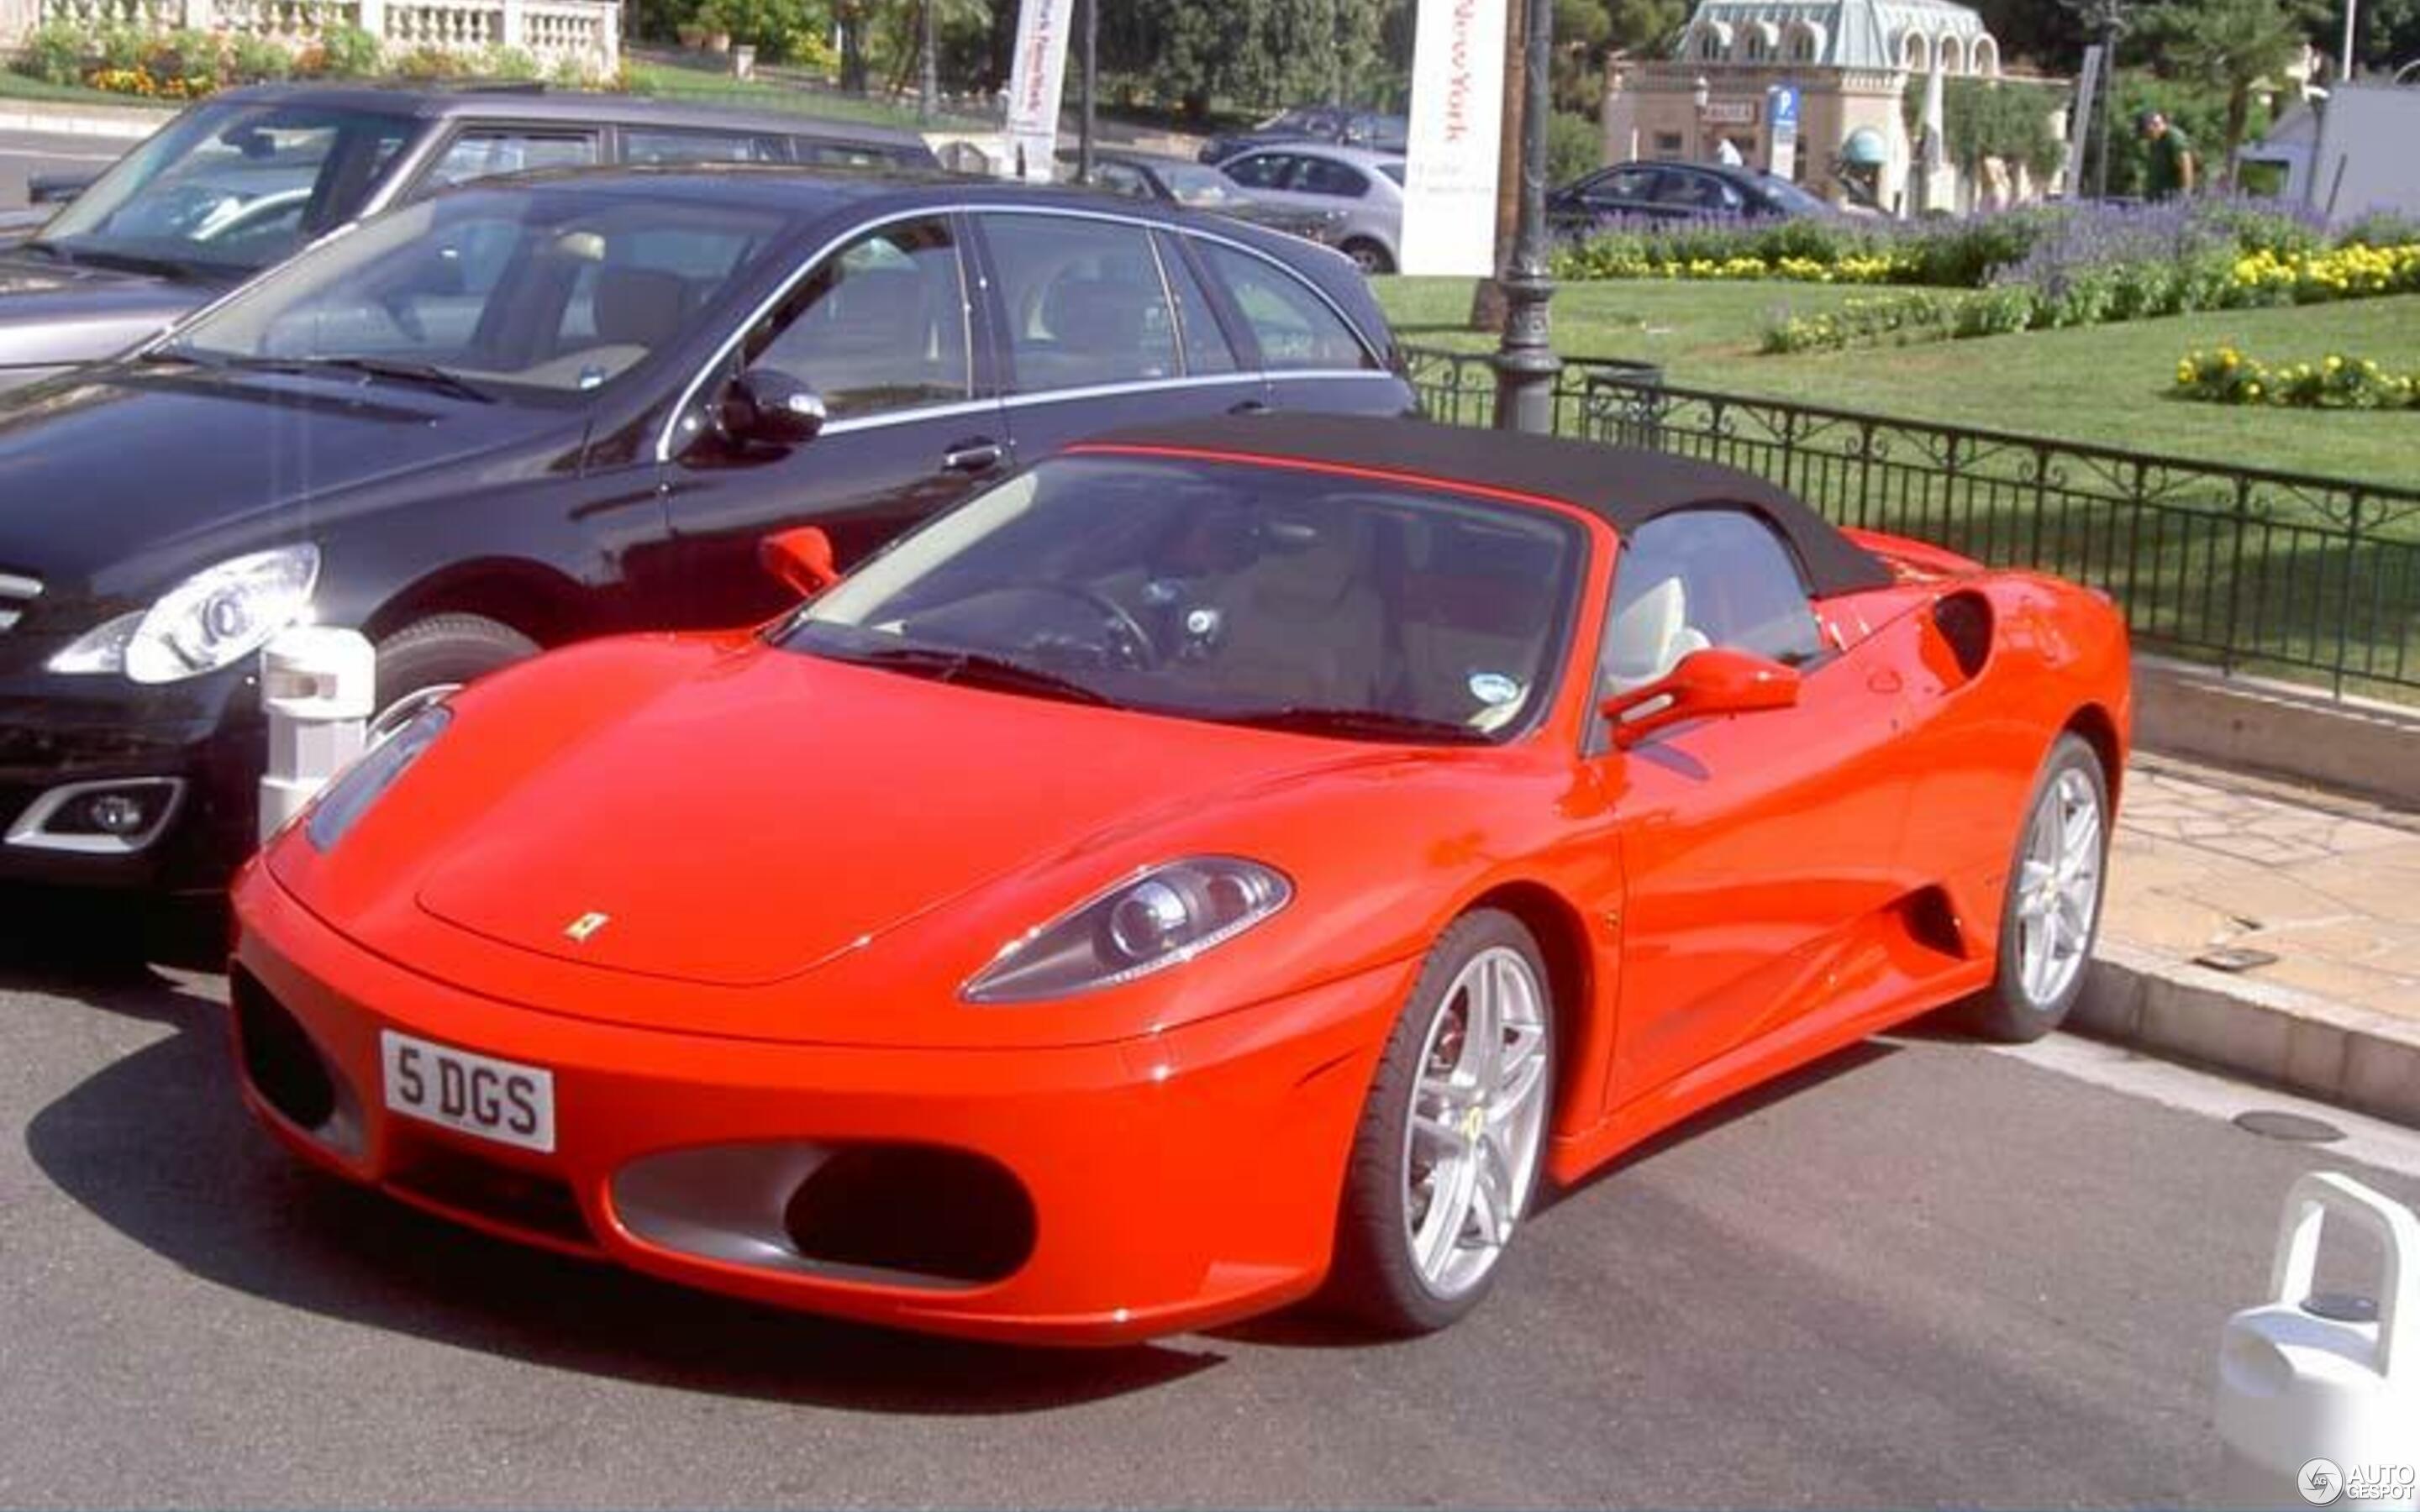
<box><xmin>232</xmin><ymin>966</ymin><xmax>337</xmax><ymax>1132</ymax></box>
<box><xmin>783</xmin><ymin>1145</ymin><xmax>1035</xmax><ymax>1284</ymax></box>
<box><xmin>392</xmin><ymin>1146</ymin><xmax>593</xmax><ymax>1251</ymax></box>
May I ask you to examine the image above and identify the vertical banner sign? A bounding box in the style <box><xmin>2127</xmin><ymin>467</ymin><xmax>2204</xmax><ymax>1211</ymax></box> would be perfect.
<box><xmin>1767</xmin><ymin>84</ymin><xmax>1800</xmax><ymax>180</ymax></box>
<box><xmin>1399</xmin><ymin>0</ymin><xmax>1508</xmax><ymax>276</ymax></box>
<box><xmin>1002</xmin><ymin>0</ymin><xmax>1077</xmax><ymax>181</ymax></box>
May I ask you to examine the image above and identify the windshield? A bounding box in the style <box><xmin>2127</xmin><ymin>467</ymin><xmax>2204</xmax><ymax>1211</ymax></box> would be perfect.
<box><xmin>1162</xmin><ymin>163</ymin><xmax>1244</xmax><ymax>207</ymax></box>
<box><xmin>782</xmin><ymin>454</ymin><xmax>1587</xmax><ymax>741</ymax></box>
<box><xmin>1759</xmin><ymin>174</ymin><xmax>1830</xmax><ymax>215</ymax></box>
<box><xmin>33</xmin><ymin>101</ymin><xmax>418</xmax><ymax>278</ymax></box>
<box><xmin>165</xmin><ymin>184</ymin><xmax>792</xmax><ymax>400</ymax></box>
<box><xmin>1377</xmin><ymin>162</ymin><xmax>1406</xmax><ymax>186</ymax></box>
<box><xmin>1259</xmin><ymin>107</ymin><xmax>1341</xmax><ymax>134</ymax></box>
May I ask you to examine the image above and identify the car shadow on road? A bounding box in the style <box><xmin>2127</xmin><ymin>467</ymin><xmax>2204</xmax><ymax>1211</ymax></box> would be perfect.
<box><xmin>13</xmin><ymin>903</ymin><xmax>1221</xmax><ymax>1414</ymax></box>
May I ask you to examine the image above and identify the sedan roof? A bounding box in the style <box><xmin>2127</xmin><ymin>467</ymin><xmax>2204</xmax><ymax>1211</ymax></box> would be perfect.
<box><xmin>1078</xmin><ymin>414</ymin><xmax>1892</xmax><ymax>596</ymax></box>
<box><xmin>202</xmin><ymin>82</ymin><xmax>934</xmax><ymax>155</ymax></box>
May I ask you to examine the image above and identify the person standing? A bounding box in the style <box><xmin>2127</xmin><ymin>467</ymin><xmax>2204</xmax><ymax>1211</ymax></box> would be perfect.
<box><xmin>2139</xmin><ymin>110</ymin><xmax>2196</xmax><ymax>199</ymax></box>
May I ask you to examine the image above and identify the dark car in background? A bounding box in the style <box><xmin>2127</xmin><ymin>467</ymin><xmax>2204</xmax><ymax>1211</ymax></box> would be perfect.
<box><xmin>1197</xmin><ymin>105</ymin><xmax>1408</xmax><ymax>165</ymax></box>
<box><xmin>0</xmin><ymin>84</ymin><xmax>936</xmax><ymax>393</ymax></box>
<box><xmin>1056</xmin><ymin>147</ymin><xmax>1350</xmax><ymax>249</ymax></box>
<box><xmin>1548</xmin><ymin>160</ymin><xmax>1834</xmax><ymax>234</ymax></box>
<box><xmin>0</xmin><ymin>166</ymin><xmax>1415</xmax><ymax>889</ymax></box>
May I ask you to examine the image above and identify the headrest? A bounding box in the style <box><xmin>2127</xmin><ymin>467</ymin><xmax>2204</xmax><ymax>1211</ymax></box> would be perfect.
<box><xmin>593</xmin><ymin>265</ymin><xmax>689</xmax><ymax>349</ymax></box>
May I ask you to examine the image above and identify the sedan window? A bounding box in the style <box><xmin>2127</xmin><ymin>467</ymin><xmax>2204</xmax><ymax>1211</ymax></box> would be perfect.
<box><xmin>747</xmin><ymin>216</ymin><xmax>971</xmax><ymax>418</ymax></box>
<box><xmin>1582</xmin><ymin>167</ymin><xmax>1661</xmax><ymax>205</ymax></box>
<box><xmin>983</xmin><ymin>213</ymin><xmax>1179</xmax><ymax>390</ymax></box>
<box><xmin>420</xmin><ymin>129</ymin><xmax>601</xmax><ymax>194</ymax></box>
<box><xmin>1292</xmin><ymin>157</ymin><xmax>1370</xmax><ymax>198</ymax></box>
<box><xmin>1222</xmin><ymin>153</ymin><xmax>1295</xmax><ymax>191</ymax></box>
<box><xmin>1197</xmin><ymin>242</ymin><xmax>1373</xmax><ymax>371</ymax></box>
<box><xmin>623</xmin><ymin>127</ymin><xmax>787</xmax><ymax>165</ymax></box>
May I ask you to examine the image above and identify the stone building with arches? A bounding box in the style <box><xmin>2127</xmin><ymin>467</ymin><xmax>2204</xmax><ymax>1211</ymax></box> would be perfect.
<box><xmin>1601</xmin><ymin>0</ymin><xmax>2054</xmax><ymax>213</ymax></box>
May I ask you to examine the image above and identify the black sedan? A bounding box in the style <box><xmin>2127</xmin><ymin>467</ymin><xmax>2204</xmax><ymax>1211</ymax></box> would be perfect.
<box><xmin>1055</xmin><ymin>148</ymin><xmax>1349</xmax><ymax>249</ymax></box>
<box><xmin>0</xmin><ymin>83</ymin><xmax>936</xmax><ymax>393</ymax></box>
<box><xmin>0</xmin><ymin>165</ymin><xmax>1415</xmax><ymax>889</ymax></box>
<box><xmin>1548</xmin><ymin>160</ymin><xmax>1834</xmax><ymax>234</ymax></box>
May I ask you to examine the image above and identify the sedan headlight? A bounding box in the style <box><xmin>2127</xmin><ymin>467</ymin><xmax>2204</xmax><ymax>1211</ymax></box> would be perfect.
<box><xmin>305</xmin><ymin>703</ymin><xmax>450</xmax><ymax>853</ymax></box>
<box><xmin>963</xmin><ymin>857</ymin><xmax>1292</xmax><ymax>1004</ymax></box>
<box><xmin>48</xmin><ymin>545</ymin><xmax>319</xmax><ymax>683</ymax></box>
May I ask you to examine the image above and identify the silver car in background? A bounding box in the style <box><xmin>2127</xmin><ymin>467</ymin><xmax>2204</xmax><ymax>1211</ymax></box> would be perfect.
<box><xmin>1216</xmin><ymin>142</ymin><xmax>1404</xmax><ymax>275</ymax></box>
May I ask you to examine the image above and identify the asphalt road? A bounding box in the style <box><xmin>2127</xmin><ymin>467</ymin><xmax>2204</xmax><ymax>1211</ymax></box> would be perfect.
<box><xmin>0</xmin><ymin>129</ymin><xmax>126</xmax><ymax>212</ymax></box>
<box><xmin>3</xmin><ymin>893</ymin><xmax>2414</xmax><ymax>1509</ymax></box>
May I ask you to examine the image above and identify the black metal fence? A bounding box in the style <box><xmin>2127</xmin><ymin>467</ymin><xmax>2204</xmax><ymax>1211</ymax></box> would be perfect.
<box><xmin>1402</xmin><ymin>346</ymin><xmax>2420</xmax><ymax>701</ymax></box>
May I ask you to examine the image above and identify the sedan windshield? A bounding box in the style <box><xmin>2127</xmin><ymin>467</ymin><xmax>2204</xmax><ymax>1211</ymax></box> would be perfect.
<box><xmin>782</xmin><ymin>455</ymin><xmax>1587</xmax><ymax>742</ymax></box>
<box><xmin>1161</xmin><ymin>163</ymin><xmax>1245</xmax><ymax>207</ymax></box>
<box><xmin>164</xmin><ymin>184</ymin><xmax>792</xmax><ymax>400</ymax></box>
<box><xmin>30</xmin><ymin>101</ymin><xmax>418</xmax><ymax>279</ymax></box>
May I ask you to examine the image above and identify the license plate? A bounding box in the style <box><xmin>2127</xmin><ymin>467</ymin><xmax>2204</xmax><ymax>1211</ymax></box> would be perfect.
<box><xmin>381</xmin><ymin>1030</ymin><xmax>555</xmax><ymax>1153</ymax></box>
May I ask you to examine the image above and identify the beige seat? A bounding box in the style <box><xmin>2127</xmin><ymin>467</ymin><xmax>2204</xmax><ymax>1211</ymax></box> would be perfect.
<box><xmin>1602</xmin><ymin>576</ymin><xmax>1710</xmax><ymax>693</ymax></box>
<box><xmin>1203</xmin><ymin>517</ymin><xmax>1387</xmax><ymax>709</ymax></box>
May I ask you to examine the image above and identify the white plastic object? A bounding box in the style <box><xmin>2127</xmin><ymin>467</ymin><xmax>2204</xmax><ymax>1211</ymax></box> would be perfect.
<box><xmin>258</xmin><ymin>627</ymin><xmax>376</xmax><ymax>841</ymax></box>
<box><xmin>2217</xmin><ymin>1172</ymin><xmax>2420</xmax><ymax>1510</ymax></box>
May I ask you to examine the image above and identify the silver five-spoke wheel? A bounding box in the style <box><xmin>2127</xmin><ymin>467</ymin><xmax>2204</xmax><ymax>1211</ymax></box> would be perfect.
<box><xmin>2012</xmin><ymin>765</ymin><xmax>2104</xmax><ymax>1009</ymax></box>
<box><xmin>1402</xmin><ymin>946</ymin><xmax>1550</xmax><ymax>1299</ymax></box>
<box><xmin>1332</xmin><ymin>909</ymin><xmax>1556</xmax><ymax>1333</ymax></box>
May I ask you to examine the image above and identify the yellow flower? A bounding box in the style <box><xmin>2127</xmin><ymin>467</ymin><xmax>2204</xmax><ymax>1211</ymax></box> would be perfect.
<box><xmin>2245</xmin><ymin>382</ymin><xmax>2263</xmax><ymax>399</ymax></box>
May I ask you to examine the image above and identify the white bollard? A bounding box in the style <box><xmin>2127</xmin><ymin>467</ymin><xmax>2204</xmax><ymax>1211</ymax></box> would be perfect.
<box><xmin>2217</xmin><ymin>1172</ymin><xmax>2420</xmax><ymax>1510</ymax></box>
<box><xmin>258</xmin><ymin>627</ymin><xmax>377</xmax><ymax>842</ymax></box>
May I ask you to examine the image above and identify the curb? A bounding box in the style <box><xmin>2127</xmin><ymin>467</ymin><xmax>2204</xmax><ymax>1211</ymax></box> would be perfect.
<box><xmin>2133</xmin><ymin>654</ymin><xmax>2420</xmax><ymax>812</ymax></box>
<box><xmin>0</xmin><ymin>102</ymin><xmax>168</xmax><ymax>139</ymax></box>
<box><xmin>2072</xmin><ymin>940</ymin><xmax>2420</xmax><ymax>1129</ymax></box>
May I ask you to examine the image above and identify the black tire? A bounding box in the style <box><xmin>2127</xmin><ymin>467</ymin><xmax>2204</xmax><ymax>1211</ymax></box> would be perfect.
<box><xmin>1962</xmin><ymin>732</ymin><xmax>2111</xmax><ymax>1042</ymax></box>
<box><xmin>371</xmin><ymin>613</ymin><xmax>538</xmax><ymax>732</ymax></box>
<box><xmin>1342</xmin><ymin>239</ymin><xmax>1394</xmax><ymax>276</ymax></box>
<box><xmin>1328</xmin><ymin>908</ymin><xmax>1556</xmax><ymax>1335</ymax></box>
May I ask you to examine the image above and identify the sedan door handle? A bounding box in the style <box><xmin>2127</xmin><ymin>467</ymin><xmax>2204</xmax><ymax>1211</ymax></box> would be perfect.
<box><xmin>1228</xmin><ymin>399</ymin><xmax>1270</xmax><ymax>416</ymax></box>
<box><xmin>942</xmin><ymin>439</ymin><xmax>1003</xmax><ymax>475</ymax></box>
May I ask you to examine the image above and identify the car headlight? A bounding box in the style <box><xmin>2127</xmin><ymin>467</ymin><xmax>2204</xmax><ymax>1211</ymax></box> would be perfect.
<box><xmin>305</xmin><ymin>703</ymin><xmax>450</xmax><ymax>853</ymax></box>
<box><xmin>48</xmin><ymin>545</ymin><xmax>318</xmax><ymax>683</ymax></box>
<box><xmin>962</xmin><ymin>857</ymin><xmax>1292</xmax><ymax>1004</ymax></box>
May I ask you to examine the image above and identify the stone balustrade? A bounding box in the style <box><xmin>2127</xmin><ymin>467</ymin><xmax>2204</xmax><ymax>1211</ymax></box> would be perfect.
<box><xmin>18</xmin><ymin>0</ymin><xmax>617</xmax><ymax>73</ymax></box>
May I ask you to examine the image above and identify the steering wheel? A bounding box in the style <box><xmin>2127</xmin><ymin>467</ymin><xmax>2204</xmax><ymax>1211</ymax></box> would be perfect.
<box><xmin>1002</xmin><ymin>582</ymin><xmax>1160</xmax><ymax>671</ymax></box>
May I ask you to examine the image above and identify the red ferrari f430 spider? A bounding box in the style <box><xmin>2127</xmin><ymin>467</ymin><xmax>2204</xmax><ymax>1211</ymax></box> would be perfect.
<box><xmin>229</xmin><ymin>416</ymin><xmax>2130</xmax><ymax>1343</ymax></box>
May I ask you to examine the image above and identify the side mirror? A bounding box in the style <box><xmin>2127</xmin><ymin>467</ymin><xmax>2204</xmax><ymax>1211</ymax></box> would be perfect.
<box><xmin>716</xmin><ymin>369</ymin><xmax>827</xmax><ymax>449</ymax></box>
<box><xmin>1600</xmin><ymin>646</ymin><xmax>1799</xmax><ymax>748</ymax></box>
<box><xmin>27</xmin><ymin>172</ymin><xmax>95</xmax><ymax>207</ymax></box>
<box><xmin>760</xmin><ymin>525</ymin><xmax>840</xmax><ymax>596</ymax></box>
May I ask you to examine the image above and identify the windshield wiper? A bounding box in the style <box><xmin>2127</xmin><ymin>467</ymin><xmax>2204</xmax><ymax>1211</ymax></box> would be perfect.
<box><xmin>1207</xmin><ymin>706</ymin><xmax>1493</xmax><ymax>744</ymax></box>
<box><xmin>32</xmin><ymin>244</ymin><xmax>199</xmax><ymax>281</ymax></box>
<box><xmin>13</xmin><ymin>238</ymin><xmax>71</xmax><ymax>265</ymax></box>
<box><xmin>231</xmin><ymin>354</ymin><xmax>495</xmax><ymax>404</ymax></box>
<box><xmin>831</xmin><ymin>643</ymin><xmax>1116</xmax><ymax>706</ymax></box>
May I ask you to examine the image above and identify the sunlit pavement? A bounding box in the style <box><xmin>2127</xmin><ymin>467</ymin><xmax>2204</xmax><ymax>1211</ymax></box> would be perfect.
<box><xmin>3</xmin><ymin>890</ymin><xmax>2416</xmax><ymax>1507</ymax></box>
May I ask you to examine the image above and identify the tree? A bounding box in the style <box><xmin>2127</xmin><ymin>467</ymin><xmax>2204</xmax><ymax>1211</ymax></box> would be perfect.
<box><xmin>2142</xmin><ymin>0</ymin><xmax>2323</xmax><ymax>188</ymax></box>
<box><xmin>1602</xmin><ymin>0</ymin><xmax>1688</xmax><ymax>55</ymax></box>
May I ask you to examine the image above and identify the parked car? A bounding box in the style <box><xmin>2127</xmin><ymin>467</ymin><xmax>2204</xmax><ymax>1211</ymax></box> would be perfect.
<box><xmin>0</xmin><ymin>83</ymin><xmax>937</xmax><ymax>393</ymax></box>
<box><xmin>1549</xmin><ymin>160</ymin><xmax>1834</xmax><ymax>235</ymax></box>
<box><xmin>1217</xmin><ymin>143</ymin><xmax>1404</xmax><ymax>273</ymax></box>
<box><xmin>225</xmin><ymin>413</ymin><xmax>2130</xmax><ymax>1343</ymax></box>
<box><xmin>1055</xmin><ymin>147</ymin><xmax>1349</xmax><ymax>249</ymax></box>
<box><xmin>1198</xmin><ymin>105</ymin><xmax>1409</xmax><ymax>165</ymax></box>
<box><xmin>0</xmin><ymin>167</ymin><xmax>1415</xmax><ymax>890</ymax></box>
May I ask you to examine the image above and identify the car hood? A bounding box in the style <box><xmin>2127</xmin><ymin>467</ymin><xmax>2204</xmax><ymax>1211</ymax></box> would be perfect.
<box><xmin>0</xmin><ymin>250</ymin><xmax>209</xmax><ymax>374</ymax></box>
<box><xmin>404</xmin><ymin>643</ymin><xmax>1398</xmax><ymax>994</ymax></box>
<box><xmin>0</xmin><ymin>362</ymin><xmax>545</xmax><ymax>601</ymax></box>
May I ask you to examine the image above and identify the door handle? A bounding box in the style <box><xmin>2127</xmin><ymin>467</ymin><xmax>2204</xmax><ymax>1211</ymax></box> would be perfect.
<box><xmin>941</xmin><ymin>439</ymin><xmax>1003</xmax><ymax>474</ymax></box>
<box><xmin>1228</xmin><ymin>399</ymin><xmax>1270</xmax><ymax>416</ymax></box>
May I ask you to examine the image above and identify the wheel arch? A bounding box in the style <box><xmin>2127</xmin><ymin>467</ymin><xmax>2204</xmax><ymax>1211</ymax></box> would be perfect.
<box><xmin>362</xmin><ymin>559</ymin><xmax>593</xmax><ymax>649</ymax></box>
<box><xmin>1457</xmin><ymin>879</ymin><xmax>1598</xmax><ymax>1135</ymax></box>
<box><xmin>2062</xmin><ymin>701</ymin><xmax>2125</xmax><ymax>808</ymax></box>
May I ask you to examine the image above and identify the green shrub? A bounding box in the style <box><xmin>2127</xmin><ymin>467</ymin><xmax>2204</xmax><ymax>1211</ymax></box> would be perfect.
<box><xmin>146</xmin><ymin>28</ymin><xmax>222</xmax><ymax>87</ymax></box>
<box><xmin>478</xmin><ymin>43</ymin><xmax>539</xmax><ymax>80</ymax></box>
<box><xmin>94</xmin><ymin>24</ymin><xmax>145</xmax><ymax>71</ymax></box>
<box><xmin>393</xmin><ymin>43</ymin><xmax>464</xmax><ymax>79</ymax></box>
<box><xmin>226</xmin><ymin>33</ymin><xmax>293</xmax><ymax>81</ymax></box>
<box><xmin>312</xmin><ymin>23</ymin><xmax>382</xmax><ymax>77</ymax></box>
<box><xmin>1547</xmin><ymin>111</ymin><xmax>1599</xmax><ymax>188</ymax></box>
<box><xmin>14</xmin><ymin>19</ymin><xmax>88</xmax><ymax>84</ymax></box>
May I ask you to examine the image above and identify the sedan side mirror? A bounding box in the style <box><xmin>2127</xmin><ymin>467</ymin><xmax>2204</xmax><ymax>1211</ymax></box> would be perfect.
<box><xmin>760</xmin><ymin>525</ymin><xmax>840</xmax><ymax>596</ymax></box>
<box><xmin>1600</xmin><ymin>646</ymin><xmax>1799</xmax><ymax>748</ymax></box>
<box><xmin>717</xmin><ymin>369</ymin><xmax>827</xmax><ymax>449</ymax></box>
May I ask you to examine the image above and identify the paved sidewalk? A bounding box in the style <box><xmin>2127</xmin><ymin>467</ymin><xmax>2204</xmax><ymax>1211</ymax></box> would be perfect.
<box><xmin>2082</xmin><ymin>753</ymin><xmax>2420</xmax><ymax>1124</ymax></box>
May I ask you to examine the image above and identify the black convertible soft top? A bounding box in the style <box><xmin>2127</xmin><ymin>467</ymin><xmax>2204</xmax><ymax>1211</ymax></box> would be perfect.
<box><xmin>1083</xmin><ymin>413</ymin><xmax>1895</xmax><ymax>598</ymax></box>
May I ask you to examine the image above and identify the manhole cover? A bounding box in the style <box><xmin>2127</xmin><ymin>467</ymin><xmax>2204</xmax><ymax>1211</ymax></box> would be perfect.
<box><xmin>2233</xmin><ymin>1110</ymin><xmax>2345</xmax><ymax>1142</ymax></box>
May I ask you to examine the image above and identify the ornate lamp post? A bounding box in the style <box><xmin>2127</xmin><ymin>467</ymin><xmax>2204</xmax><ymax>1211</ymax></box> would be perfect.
<box><xmin>1491</xmin><ymin>0</ymin><xmax>1559</xmax><ymax>433</ymax></box>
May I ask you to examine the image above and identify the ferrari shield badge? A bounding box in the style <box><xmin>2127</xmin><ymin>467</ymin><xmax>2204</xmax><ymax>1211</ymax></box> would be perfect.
<box><xmin>564</xmin><ymin>911</ymin><xmax>612</xmax><ymax>943</ymax></box>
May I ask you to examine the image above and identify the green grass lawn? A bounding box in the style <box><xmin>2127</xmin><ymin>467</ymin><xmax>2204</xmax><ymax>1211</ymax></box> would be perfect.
<box><xmin>1374</xmin><ymin>279</ymin><xmax>2420</xmax><ymax>491</ymax></box>
<box><xmin>623</xmin><ymin>57</ymin><xmax>984</xmax><ymax>130</ymax></box>
<box><xmin>0</xmin><ymin>71</ymin><xmax>175</xmax><ymax>108</ymax></box>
